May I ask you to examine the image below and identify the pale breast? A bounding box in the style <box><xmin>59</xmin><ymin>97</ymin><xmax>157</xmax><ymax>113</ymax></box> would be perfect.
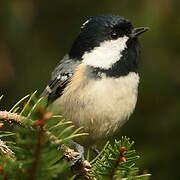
<box><xmin>56</xmin><ymin>63</ymin><xmax>139</xmax><ymax>144</ymax></box>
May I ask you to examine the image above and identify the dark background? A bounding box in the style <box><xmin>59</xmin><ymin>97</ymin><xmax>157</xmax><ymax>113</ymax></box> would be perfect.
<box><xmin>0</xmin><ymin>0</ymin><xmax>180</xmax><ymax>179</ymax></box>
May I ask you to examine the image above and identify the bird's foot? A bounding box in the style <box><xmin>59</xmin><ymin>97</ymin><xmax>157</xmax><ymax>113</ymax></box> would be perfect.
<box><xmin>61</xmin><ymin>142</ymin><xmax>91</xmax><ymax>177</ymax></box>
<box><xmin>71</xmin><ymin>141</ymin><xmax>85</xmax><ymax>169</ymax></box>
<box><xmin>70</xmin><ymin>141</ymin><xmax>91</xmax><ymax>176</ymax></box>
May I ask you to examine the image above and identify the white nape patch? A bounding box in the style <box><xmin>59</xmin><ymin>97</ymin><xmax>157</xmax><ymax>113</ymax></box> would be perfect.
<box><xmin>82</xmin><ymin>36</ymin><xmax>129</xmax><ymax>69</ymax></box>
<box><xmin>81</xmin><ymin>19</ymin><xmax>90</xmax><ymax>29</ymax></box>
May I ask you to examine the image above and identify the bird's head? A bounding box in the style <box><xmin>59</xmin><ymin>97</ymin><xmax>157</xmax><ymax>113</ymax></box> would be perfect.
<box><xmin>69</xmin><ymin>15</ymin><xmax>148</xmax><ymax>76</ymax></box>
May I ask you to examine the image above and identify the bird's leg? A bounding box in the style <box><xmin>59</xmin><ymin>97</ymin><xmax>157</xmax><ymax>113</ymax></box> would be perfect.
<box><xmin>91</xmin><ymin>145</ymin><xmax>100</xmax><ymax>155</ymax></box>
<box><xmin>71</xmin><ymin>140</ymin><xmax>85</xmax><ymax>167</ymax></box>
<box><xmin>91</xmin><ymin>145</ymin><xmax>103</xmax><ymax>158</ymax></box>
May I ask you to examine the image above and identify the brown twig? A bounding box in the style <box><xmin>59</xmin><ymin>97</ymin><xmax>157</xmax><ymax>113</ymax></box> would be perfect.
<box><xmin>28</xmin><ymin>107</ymin><xmax>49</xmax><ymax>180</ymax></box>
<box><xmin>0</xmin><ymin>166</ymin><xmax>9</xmax><ymax>180</ymax></box>
<box><xmin>109</xmin><ymin>147</ymin><xmax>127</xmax><ymax>180</ymax></box>
<box><xmin>0</xmin><ymin>111</ymin><xmax>25</xmax><ymax>127</ymax></box>
<box><xmin>109</xmin><ymin>155</ymin><xmax>121</xmax><ymax>180</ymax></box>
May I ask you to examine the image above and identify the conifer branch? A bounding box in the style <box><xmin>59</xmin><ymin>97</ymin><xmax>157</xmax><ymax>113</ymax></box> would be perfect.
<box><xmin>46</xmin><ymin>129</ymin><xmax>92</xmax><ymax>179</ymax></box>
<box><xmin>0</xmin><ymin>139</ymin><xmax>15</xmax><ymax>160</ymax></box>
<box><xmin>29</xmin><ymin>107</ymin><xmax>48</xmax><ymax>180</ymax></box>
<box><xmin>109</xmin><ymin>147</ymin><xmax>127</xmax><ymax>180</ymax></box>
<box><xmin>60</xmin><ymin>144</ymin><xmax>92</xmax><ymax>179</ymax></box>
<box><xmin>0</xmin><ymin>110</ymin><xmax>92</xmax><ymax>179</ymax></box>
<box><xmin>0</xmin><ymin>111</ymin><xmax>25</xmax><ymax>127</ymax></box>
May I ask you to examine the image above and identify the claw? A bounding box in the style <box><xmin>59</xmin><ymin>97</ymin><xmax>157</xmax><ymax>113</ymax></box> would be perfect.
<box><xmin>70</xmin><ymin>141</ymin><xmax>85</xmax><ymax>170</ymax></box>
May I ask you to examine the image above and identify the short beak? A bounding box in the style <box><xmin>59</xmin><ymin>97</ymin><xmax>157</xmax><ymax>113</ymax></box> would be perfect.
<box><xmin>131</xmin><ymin>27</ymin><xmax>149</xmax><ymax>38</ymax></box>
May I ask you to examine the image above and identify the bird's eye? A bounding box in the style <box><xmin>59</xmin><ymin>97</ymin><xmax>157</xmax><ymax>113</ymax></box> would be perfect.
<box><xmin>111</xmin><ymin>32</ymin><xmax>118</xmax><ymax>39</ymax></box>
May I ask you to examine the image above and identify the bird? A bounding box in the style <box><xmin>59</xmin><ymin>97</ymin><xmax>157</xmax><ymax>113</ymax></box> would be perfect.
<box><xmin>42</xmin><ymin>14</ymin><xmax>148</xmax><ymax>148</ymax></box>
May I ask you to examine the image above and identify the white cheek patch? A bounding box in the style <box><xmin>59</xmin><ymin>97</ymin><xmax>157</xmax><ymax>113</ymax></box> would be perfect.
<box><xmin>82</xmin><ymin>36</ymin><xmax>129</xmax><ymax>69</ymax></box>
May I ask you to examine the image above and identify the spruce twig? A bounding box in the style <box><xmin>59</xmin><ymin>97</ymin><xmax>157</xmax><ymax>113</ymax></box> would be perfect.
<box><xmin>60</xmin><ymin>144</ymin><xmax>92</xmax><ymax>179</ymax></box>
<box><xmin>29</xmin><ymin>107</ymin><xmax>51</xmax><ymax>180</ymax></box>
<box><xmin>46</xmin><ymin>128</ymin><xmax>92</xmax><ymax>179</ymax></box>
<box><xmin>0</xmin><ymin>139</ymin><xmax>15</xmax><ymax>160</ymax></box>
<box><xmin>0</xmin><ymin>111</ymin><xmax>25</xmax><ymax>127</ymax></box>
<box><xmin>109</xmin><ymin>147</ymin><xmax>126</xmax><ymax>180</ymax></box>
<box><xmin>0</xmin><ymin>110</ymin><xmax>92</xmax><ymax>179</ymax></box>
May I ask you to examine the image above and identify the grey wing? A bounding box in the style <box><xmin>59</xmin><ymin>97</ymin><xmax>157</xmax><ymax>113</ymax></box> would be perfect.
<box><xmin>42</xmin><ymin>54</ymin><xmax>81</xmax><ymax>104</ymax></box>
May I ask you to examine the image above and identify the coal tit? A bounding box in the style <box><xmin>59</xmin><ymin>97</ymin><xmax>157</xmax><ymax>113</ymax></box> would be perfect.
<box><xmin>42</xmin><ymin>15</ymin><xmax>148</xmax><ymax>146</ymax></box>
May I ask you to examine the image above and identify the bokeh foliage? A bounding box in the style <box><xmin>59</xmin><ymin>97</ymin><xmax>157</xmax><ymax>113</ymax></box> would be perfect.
<box><xmin>0</xmin><ymin>0</ymin><xmax>180</xmax><ymax>179</ymax></box>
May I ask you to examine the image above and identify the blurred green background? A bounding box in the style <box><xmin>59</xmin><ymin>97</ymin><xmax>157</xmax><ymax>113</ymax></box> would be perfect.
<box><xmin>0</xmin><ymin>0</ymin><xmax>180</xmax><ymax>179</ymax></box>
